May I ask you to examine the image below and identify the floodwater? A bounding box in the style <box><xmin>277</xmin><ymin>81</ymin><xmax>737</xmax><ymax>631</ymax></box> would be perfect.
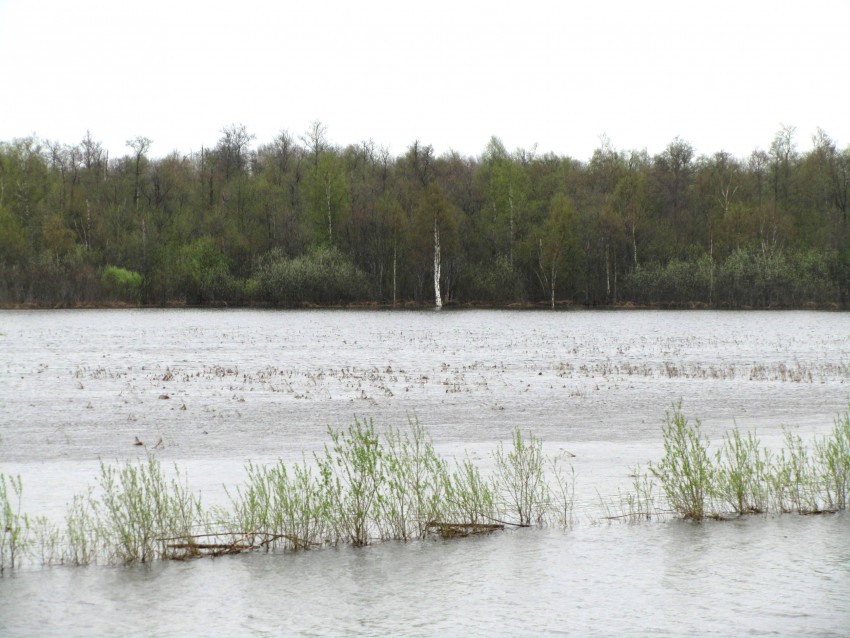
<box><xmin>1</xmin><ymin>309</ymin><xmax>849</xmax><ymax>636</ymax></box>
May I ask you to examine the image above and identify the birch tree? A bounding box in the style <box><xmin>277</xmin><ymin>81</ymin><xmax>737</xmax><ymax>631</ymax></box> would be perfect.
<box><xmin>306</xmin><ymin>150</ymin><xmax>349</xmax><ymax>246</ymax></box>
<box><xmin>415</xmin><ymin>183</ymin><xmax>457</xmax><ymax>308</ymax></box>
<box><xmin>536</xmin><ymin>192</ymin><xmax>579</xmax><ymax>308</ymax></box>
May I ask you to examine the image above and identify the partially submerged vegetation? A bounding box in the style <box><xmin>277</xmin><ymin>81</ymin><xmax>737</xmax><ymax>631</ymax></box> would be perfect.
<box><xmin>2</xmin><ymin>405</ymin><xmax>849</xmax><ymax>574</ymax></box>
<box><xmin>647</xmin><ymin>402</ymin><xmax>850</xmax><ymax>520</ymax></box>
<box><xmin>1</xmin><ymin>419</ymin><xmax>573</xmax><ymax>571</ymax></box>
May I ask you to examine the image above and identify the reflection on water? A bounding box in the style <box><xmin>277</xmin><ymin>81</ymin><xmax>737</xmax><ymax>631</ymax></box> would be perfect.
<box><xmin>1</xmin><ymin>309</ymin><xmax>849</xmax><ymax>635</ymax></box>
<box><xmin>1</xmin><ymin>514</ymin><xmax>848</xmax><ymax>636</ymax></box>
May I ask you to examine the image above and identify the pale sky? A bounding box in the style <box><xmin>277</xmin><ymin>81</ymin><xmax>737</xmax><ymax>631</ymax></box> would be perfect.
<box><xmin>1</xmin><ymin>0</ymin><xmax>847</xmax><ymax>162</ymax></box>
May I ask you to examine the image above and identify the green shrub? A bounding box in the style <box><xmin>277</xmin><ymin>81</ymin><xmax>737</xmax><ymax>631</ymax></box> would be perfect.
<box><xmin>227</xmin><ymin>458</ymin><xmax>329</xmax><ymax>551</ymax></box>
<box><xmin>715</xmin><ymin>426</ymin><xmax>771</xmax><ymax>514</ymax></box>
<box><xmin>97</xmin><ymin>457</ymin><xmax>202</xmax><ymax>563</ymax></box>
<box><xmin>251</xmin><ymin>246</ymin><xmax>370</xmax><ymax>305</ymax></box>
<box><xmin>445</xmin><ymin>456</ymin><xmax>496</xmax><ymax>525</ymax></box>
<box><xmin>101</xmin><ymin>265</ymin><xmax>143</xmax><ymax>303</ymax></box>
<box><xmin>815</xmin><ymin>408</ymin><xmax>850</xmax><ymax>510</ymax></box>
<box><xmin>316</xmin><ymin>418</ymin><xmax>385</xmax><ymax>546</ymax></box>
<box><xmin>650</xmin><ymin>402</ymin><xmax>715</xmax><ymax>520</ymax></box>
<box><xmin>457</xmin><ymin>256</ymin><xmax>525</xmax><ymax>303</ymax></box>
<box><xmin>177</xmin><ymin>236</ymin><xmax>241</xmax><ymax>304</ymax></box>
<box><xmin>0</xmin><ymin>474</ymin><xmax>30</xmax><ymax>573</ymax></box>
<box><xmin>378</xmin><ymin>420</ymin><xmax>447</xmax><ymax>540</ymax></box>
<box><xmin>770</xmin><ymin>429</ymin><xmax>821</xmax><ymax>513</ymax></box>
<box><xmin>493</xmin><ymin>427</ymin><xmax>550</xmax><ymax>526</ymax></box>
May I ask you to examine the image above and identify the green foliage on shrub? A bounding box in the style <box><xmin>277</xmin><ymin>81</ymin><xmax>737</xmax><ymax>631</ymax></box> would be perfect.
<box><xmin>650</xmin><ymin>402</ymin><xmax>715</xmax><ymax>520</ymax></box>
<box><xmin>97</xmin><ymin>457</ymin><xmax>201</xmax><ymax>563</ymax></box>
<box><xmin>0</xmin><ymin>474</ymin><xmax>30</xmax><ymax>573</ymax></box>
<box><xmin>643</xmin><ymin>402</ymin><xmax>850</xmax><ymax>520</ymax></box>
<box><xmin>493</xmin><ymin>428</ymin><xmax>549</xmax><ymax>525</ymax></box>
<box><xmin>176</xmin><ymin>236</ymin><xmax>241</xmax><ymax>304</ymax></box>
<box><xmin>457</xmin><ymin>256</ymin><xmax>526</xmax><ymax>303</ymax></box>
<box><xmin>250</xmin><ymin>246</ymin><xmax>370</xmax><ymax>305</ymax></box>
<box><xmin>622</xmin><ymin>248</ymin><xmax>839</xmax><ymax>307</ymax></box>
<box><xmin>101</xmin><ymin>266</ymin><xmax>143</xmax><ymax>303</ymax></box>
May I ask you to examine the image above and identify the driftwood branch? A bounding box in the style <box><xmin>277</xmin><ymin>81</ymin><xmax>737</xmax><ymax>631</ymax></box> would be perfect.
<box><xmin>160</xmin><ymin>529</ymin><xmax>319</xmax><ymax>559</ymax></box>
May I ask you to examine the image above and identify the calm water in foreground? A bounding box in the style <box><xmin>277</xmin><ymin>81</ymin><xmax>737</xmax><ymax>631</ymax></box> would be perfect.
<box><xmin>1</xmin><ymin>309</ymin><xmax>849</xmax><ymax>636</ymax></box>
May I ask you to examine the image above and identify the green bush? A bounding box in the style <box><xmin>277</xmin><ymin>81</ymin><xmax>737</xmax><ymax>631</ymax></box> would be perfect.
<box><xmin>457</xmin><ymin>256</ymin><xmax>525</xmax><ymax>303</ymax></box>
<box><xmin>97</xmin><ymin>457</ymin><xmax>202</xmax><ymax>563</ymax></box>
<box><xmin>815</xmin><ymin>409</ymin><xmax>850</xmax><ymax>510</ymax></box>
<box><xmin>0</xmin><ymin>474</ymin><xmax>30</xmax><ymax>573</ymax></box>
<box><xmin>650</xmin><ymin>402</ymin><xmax>715</xmax><ymax>520</ymax></box>
<box><xmin>316</xmin><ymin>418</ymin><xmax>386</xmax><ymax>546</ymax></box>
<box><xmin>493</xmin><ymin>428</ymin><xmax>549</xmax><ymax>526</ymax></box>
<box><xmin>101</xmin><ymin>265</ymin><xmax>143</xmax><ymax>303</ymax></box>
<box><xmin>715</xmin><ymin>426</ymin><xmax>771</xmax><ymax>514</ymax></box>
<box><xmin>250</xmin><ymin>246</ymin><xmax>370</xmax><ymax>305</ymax></box>
<box><xmin>177</xmin><ymin>236</ymin><xmax>241</xmax><ymax>304</ymax></box>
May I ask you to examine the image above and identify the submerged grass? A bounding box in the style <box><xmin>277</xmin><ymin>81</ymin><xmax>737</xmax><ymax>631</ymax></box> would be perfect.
<box><xmin>3</xmin><ymin>402</ymin><xmax>850</xmax><ymax>573</ymax></box>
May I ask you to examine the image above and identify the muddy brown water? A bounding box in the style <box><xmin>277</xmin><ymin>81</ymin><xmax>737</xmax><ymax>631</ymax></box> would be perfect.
<box><xmin>1</xmin><ymin>309</ymin><xmax>849</xmax><ymax>636</ymax></box>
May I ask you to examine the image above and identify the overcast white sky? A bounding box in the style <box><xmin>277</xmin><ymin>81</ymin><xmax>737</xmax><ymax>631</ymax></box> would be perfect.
<box><xmin>1</xmin><ymin>0</ymin><xmax>847</xmax><ymax>162</ymax></box>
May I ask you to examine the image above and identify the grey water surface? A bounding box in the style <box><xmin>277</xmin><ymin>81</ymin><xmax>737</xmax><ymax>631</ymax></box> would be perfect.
<box><xmin>1</xmin><ymin>309</ymin><xmax>849</xmax><ymax>636</ymax></box>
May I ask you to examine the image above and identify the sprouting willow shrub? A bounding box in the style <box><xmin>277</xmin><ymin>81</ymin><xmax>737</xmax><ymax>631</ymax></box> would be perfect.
<box><xmin>225</xmin><ymin>418</ymin><xmax>574</xmax><ymax>550</ymax></box>
<box><xmin>446</xmin><ymin>456</ymin><xmax>496</xmax><ymax>525</ymax></box>
<box><xmin>650</xmin><ymin>402</ymin><xmax>715</xmax><ymax>521</ymax></box>
<box><xmin>645</xmin><ymin>402</ymin><xmax>850</xmax><ymax>520</ymax></box>
<box><xmin>97</xmin><ymin>457</ymin><xmax>202</xmax><ymax>564</ymax></box>
<box><xmin>226</xmin><ymin>458</ymin><xmax>330</xmax><ymax>551</ymax></box>
<box><xmin>317</xmin><ymin>417</ymin><xmax>386</xmax><ymax>547</ymax></box>
<box><xmin>377</xmin><ymin>421</ymin><xmax>448</xmax><ymax>540</ymax></box>
<box><xmin>493</xmin><ymin>428</ymin><xmax>550</xmax><ymax>526</ymax></box>
<box><xmin>815</xmin><ymin>410</ymin><xmax>850</xmax><ymax>511</ymax></box>
<box><xmin>0</xmin><ymin>474</ymin><xmax>30</xmax><ymax>574</ymax></box>
<box><xmin>771</xmin><ymin>429</ymin><xmax>821</xmax><ymax>514</ymax></box>
<box><xmin>715</xmin><ymin>426</ymin><xmax>771</xmax><ymax>514</ymax></box>
<box><xmin>65</xmin><ymin>487</ymin><xmax>103</xmax><ymax>566</ymax></box>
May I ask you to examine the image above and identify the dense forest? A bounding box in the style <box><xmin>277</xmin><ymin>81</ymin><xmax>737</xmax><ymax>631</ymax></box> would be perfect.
<box><xmin>1</xmin><ymin>123</ymin><xmax>848</xmax><ymax>308</ymax></box>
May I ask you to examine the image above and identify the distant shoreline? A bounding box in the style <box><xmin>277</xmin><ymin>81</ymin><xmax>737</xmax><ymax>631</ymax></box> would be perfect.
<box><xmin>1</xmin><ymin>299</ymin><xmax>844</xmax><ymax>311</ymax></box>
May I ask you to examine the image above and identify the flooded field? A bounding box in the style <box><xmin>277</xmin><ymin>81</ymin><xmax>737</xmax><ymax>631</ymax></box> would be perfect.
<box><xmin>1</xmin><ymin>309</ymin><xmax>849</xmax><ymax>635</ymax></box>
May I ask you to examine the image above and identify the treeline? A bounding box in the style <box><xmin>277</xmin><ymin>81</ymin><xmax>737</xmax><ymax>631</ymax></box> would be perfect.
<box><xmin>0</xmin><ymin>123</ymin><xmax>848</xmax><ymax>308</ymax></box>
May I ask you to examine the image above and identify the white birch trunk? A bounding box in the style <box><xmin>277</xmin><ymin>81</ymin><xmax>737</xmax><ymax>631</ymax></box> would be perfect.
<box><xmin>433</xmin><ymin>216</ymin><xmax>442</xmax><ymax>308</ymax></box>
<box><xmin>550</xmin><ymin>263</ymin><xmax>556</xmax><ymax>310</ymax></box>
